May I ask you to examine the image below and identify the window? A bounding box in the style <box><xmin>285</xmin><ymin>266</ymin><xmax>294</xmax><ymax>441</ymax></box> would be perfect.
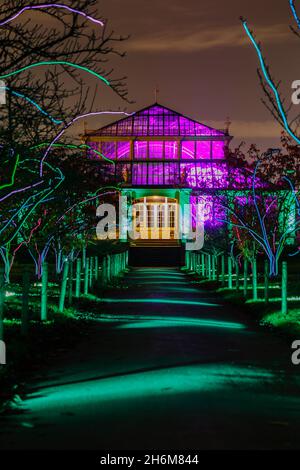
<box><xmin>148</xmin><ymin>163</ymin><xmax>164</xmax><ymax>185</ymax></box>
<box><xmin>165</xmin><ymin>141</ymin><xmax>178</xmax><ymax>159</ymax></box>
<box><xmin>181</xmin><ymin>141</ymin><xmax>195</xmax><ymax>159</ymax></box>
<box><xmin>212</xmin><ymin>141</ymin><xmax>225</xmax><ymax>159</ymax></box>
<box><xmin>101</xmin><ymin>142</ymin><xmax>116</xmax><ymax>160</ymax></box>
<box><xmin>196</xmin><ymin>141</ymin><xmax>211</xmax><ymax>159</ymax></box>
<box><xmin>164</xmin><ymin>162</ymin><xmax>179</xmax><ymax>185</ymax></box>
<box><xmin>180</xmin><ymin>117</ymin><xmax>195</xmax><ymax>136</ymax></box>
<box><xmin>149</xmin><ymin>141</ymin><xmax>164</xmax><ymax>159</ymax></box>
<box><xmin>133</xmin><ymin>116</ymin><xmax>148</xmax><ymax>135</ymax></box>
<box><xmin>117</xmin><ymin>141</ymin><xmax>130</xmax><ymax>160</ymax></box>
<box><xmin>133</xmin><ymin>163</ymin><xmax>148</xmax><ymax>184</ymax></box>
<box><xmin>134</xmin><ymin>141</ymin><xmax>148</xmax><ymax>159</ymax></box>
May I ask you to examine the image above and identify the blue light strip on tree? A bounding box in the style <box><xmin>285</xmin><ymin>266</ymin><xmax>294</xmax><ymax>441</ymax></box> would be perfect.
<box><xmin>242</xmin><ymin>20</ymin><xmax>300</xmax><ymax>145</ymax></box>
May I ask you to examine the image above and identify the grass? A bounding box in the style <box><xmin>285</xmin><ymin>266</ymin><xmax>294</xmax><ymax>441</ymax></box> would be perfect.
<box><xmin>186</xmin><ymin>270</ymin><xmax>300</xmax><ymax>337</ymax></box>
<box><xmin>262</xmin><ymin>309</ymin><xmax>300</xmax><ymax>335</ymax></box>
<box><xmin>0</xmin><ymin>284</ymin><xmax>95</xmax><ymax>412</ymax></box>
<box><xmin>0</xmin><ymin>276</ymin><xmax>127</xmax><ymax>412</ymax></box>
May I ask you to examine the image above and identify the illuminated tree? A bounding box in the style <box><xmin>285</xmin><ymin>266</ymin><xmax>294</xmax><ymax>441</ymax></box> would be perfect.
<box><xmin>0</xmin><ymin>0</ymin><xmax>129</xmax><ymax>148</ymax></box>
<box><xmin>241</xmin><ymin>1</ymin><xmax>300</xmax><ymax>147</ymax></box>
<box><xmin>213</xmin><ymin>148</ymin><xmax>300</xmax><ymax>276</ymax></box>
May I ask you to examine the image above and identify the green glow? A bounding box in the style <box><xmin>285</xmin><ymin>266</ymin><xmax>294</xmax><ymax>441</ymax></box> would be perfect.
<box><xmin>247</xmin><ymin>296</ymin><xmax>300</xmax><ymax>303</ymax></box>
<box><xmin>23</xmin><ymin>364</ymin><xmax>273</xmax><ymax>413</ymax></box>
<box><xmin>0</xmin><ymin>61</ymin><xmax>110</xmax><ymax>86</ymax></box>
<box><xmin>130</xmin><ymin>281</ymin><xmax>187</xmax><ymax>285</ymax></box>
<box><xmin>129</xmin><ymin>275</ymin><xmax>186</xmax><ymax>280</ymax></box>
<box><xmin>0</xmin><ymin>153</ymin><xmax>20</xmax><ymax>190</ymax></box>
<box><xmin>101</xmin><ymin>298</ymin><xmax>221</xmax><ymax>307</ymax></box>
<box><xmin>262</xmin><ymin>308</ymin><xmax>300</xmax><ymax>329</ymax></box>
<box><xmin>95</xmin><ymin>313</ymin><xmax>244</xmax><ymax>330</ymax></box>
<box><xmin>5</xmin><ymin>291</ymin><xmax>17</xmax><ymax>297</ymax></box>
<box><xmin>148</xmin><ymin>287</ymin><xmax>200</xmax><ymax>294</ymax></box>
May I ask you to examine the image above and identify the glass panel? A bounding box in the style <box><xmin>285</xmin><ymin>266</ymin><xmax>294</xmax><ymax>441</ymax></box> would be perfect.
<box><xmin>149</xmin><ymin>105</ymin><xmax>164</xmax><ymax>114</ymax></box>
<box><xmin>164</xmin><ymin>162</ymin><xmax>179</xmax><ymax>185</ymax></box>
<box><xmin>158</xmin><ymin>206</ymin><xmax>165</xmax><ymax>228</ymax></box>
<box><xmin>165</xmin><ymin>141</ymin><xmax>178</xmax><ymax>159</ymax></box>
<box><xmin>212</xmin><ymin>163</ymin><xmax>228</xmax><ymax>188</ymax></box>
<box><xmin>149</xmin><ymin>141</ymin><xmax>164</xmax><ymax>159</ymax></box>
<box><xmin>133</xmin><ymin>116</ymin><xmax>148</xmax><ymax>135</ymax></box>
<box><xmin>133</xmin><ymin>163</ymin><xmax>147</xmax><ymax>184</ymax></box>
<box><xmin>87</xmin><ymin>141</ymin><xmax>100</xmax><ymax>160</ymax></box>
<box><xmin>147</xmin><ymin>205</ymin><xmax>155</xmax><ymax>227</ymax></box>
<box><xmin>196</xmin><ymin>141</ymin><xmax>211</xmax><ymax>159</ymax></box>
<box><xmin>101</xmin><ymin>142</ymin><xmax>116</xmax><ymax>160</ymax></box>
<box><xmin>134</xmin><ymin>141</ymin><xmax>148</xmax><ymax>159</ymax></box>
<box><xmin>148</xmin><ymin>163</ymin><xmax>164</xmax><ymax>185</ymax></box>
<box><xmin>180</xmin><ymin>117</ymin><xmax>195</xmax><ymax>136</ymax></box>
<box><xmin>181</xmin><ymin>141</ymin><xmax>195</xmax><ymax>159</ymax></box>
<box><xmin>169</xmin><ymin>206</ymin><xmax>176</xmax><ymax>228</ymax></box>
<box><xmin>212</xmin><ymin>141</ymin><xmax>225</xmax><ymax>159</ymax></box>
<box><xmin>117</xmin><ymin>141</ymin><xmax>130</xmax><ymax>160</ymax></box>
<box><xmin>195</xmin><ymin>122</ymin><xmax>212</xmax><ymax>136</ymax></box>
<box><xmin>117</xmin><ymin>117</ymin><xmax>133</xmax><ymax>135</ymax></box>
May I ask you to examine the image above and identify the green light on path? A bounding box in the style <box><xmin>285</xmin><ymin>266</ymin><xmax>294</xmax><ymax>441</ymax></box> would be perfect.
<box><xmin>101</xmin><ymin>298</ymin><xmax>221</xmax><ymax>307</ymax></box>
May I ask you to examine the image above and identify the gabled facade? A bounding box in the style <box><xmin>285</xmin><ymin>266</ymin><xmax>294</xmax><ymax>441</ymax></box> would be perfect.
<box><xmin>83</xmin><ymin>103</ymin><xmax>235</xmax><ymax>190</ymax></box>
<box><xmin>83</xmin><ymin>103</ymin><xmax>280</xmax><ymax>245</ymax></box>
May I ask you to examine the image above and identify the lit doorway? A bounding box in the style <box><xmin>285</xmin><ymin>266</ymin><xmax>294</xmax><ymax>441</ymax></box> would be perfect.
<box><xmin>132</xmin><ymin>196</ymin><xmax>179</xmax><ymax>241</ymax></box>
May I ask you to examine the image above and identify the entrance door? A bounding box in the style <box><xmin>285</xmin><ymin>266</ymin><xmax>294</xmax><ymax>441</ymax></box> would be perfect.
<box><xmin>133</xmin><ymin>197</ymin><xmax>179</xmax><ymax>241</ymax></box>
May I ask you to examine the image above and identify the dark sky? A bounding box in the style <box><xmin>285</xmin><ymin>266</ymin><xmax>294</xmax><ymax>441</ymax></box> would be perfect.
<box><xmin>90</xmin><ymin>0</ymin><xmax>299</xmax><ymax>150</ymax></box>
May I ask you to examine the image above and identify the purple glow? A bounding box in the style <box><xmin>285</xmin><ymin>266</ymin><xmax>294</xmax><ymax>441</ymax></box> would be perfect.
<box><xmin>134</xmin><ymin>141</ymin><xmax>148</xmax><ymax>159</ymax></box>
<box><xmin>94</xmin><ymin>104</ymin><xmax>225</xmax><ymax>137</ymax></box>
<box><xmin>0</xmin><ymin>4</ymin><xmax>104</xmax><ymax>27</ymax></box>
<box><xmin>129</xmin><ymin>162</ymin><xmax>231</xmax><ymax>188</ymax></box>
<box><xmin>165</xmin><ymin>142</ymin><xmax>178</xmax><ymax>159</ymax></box>
<box><xmin>149</xmin><ymin>141</ymin><xmax>163</xmax><ymax>159</ymax></box>
<box><xmin>182</xmin><ymin>163</ymin><xmax>228</xmax><ymax>189</ymax></box>
<box><xmin>117</xmin><ymin>142</ymin><xmax>131</xmax><ymax>160</ymax></box>
<box><xmin>182</xmin><ymin>141</ymin><xmax>195</xmax><ymax>159</ymax></box>
<box><xmin>197</xmin><ymin>141</ymin><xmax>211</xmax><ymax>159</ymax></box>
<box><xmin>191</xmin><ymin>195</ymin><xmax>226</xmax><ymax>227</ymax></box>
<box><xmin>212</xmin><ymin>141</ymin><xmax>225</xmax><ymax>159</ymax></box>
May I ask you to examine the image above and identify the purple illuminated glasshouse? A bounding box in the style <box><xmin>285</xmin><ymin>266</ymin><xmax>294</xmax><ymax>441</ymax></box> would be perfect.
<box><xmin>83</xmin><ymin>103</ymin><xmax>253</xmax><ymax>230</ymax></box>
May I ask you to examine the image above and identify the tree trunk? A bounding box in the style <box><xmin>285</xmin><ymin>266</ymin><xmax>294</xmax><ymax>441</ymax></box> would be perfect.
<box><xmin>59</xmin><ymin>261</ymin><xmax>69</xmax><ymax>313</ymax></box>
<box><xmin>21</xmin><ymin>269</ymin><xmax>30</xmax><ymax>336</ymax></box>
<box><xmin>41</xmin><ymin>262</ymin><xmax>48</xmax><ymax>321</ymax></box>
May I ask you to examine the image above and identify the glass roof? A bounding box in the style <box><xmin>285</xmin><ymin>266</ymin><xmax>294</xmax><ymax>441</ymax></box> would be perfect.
<box><xmin>87</xmin><ymin>103</ymin><xmax>227</xmax><ymax>137</ymax></box>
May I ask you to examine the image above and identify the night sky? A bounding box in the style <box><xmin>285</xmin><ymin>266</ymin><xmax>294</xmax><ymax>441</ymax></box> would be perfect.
<box><xmin>90</xmin><ymin>0</ymin><xmax>299</xmax><ymax>150</ymax></box>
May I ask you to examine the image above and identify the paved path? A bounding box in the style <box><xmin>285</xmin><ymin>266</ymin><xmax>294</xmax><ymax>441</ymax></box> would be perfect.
<box><xmin>1</xmin><ymin>267</ymin><xmax>300</xmax><ymax>450</ymax></box>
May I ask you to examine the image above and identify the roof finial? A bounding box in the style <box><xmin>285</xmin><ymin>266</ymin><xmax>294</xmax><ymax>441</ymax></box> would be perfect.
<box><xmin>154</xmin><ymin>86</ymin><xmax>159</xmax><ymax>103</ymax></box>
<box><xmin>225</xmin><ymin>116</ymin><xmax>231</xmax><ymax>134</ymax></box>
